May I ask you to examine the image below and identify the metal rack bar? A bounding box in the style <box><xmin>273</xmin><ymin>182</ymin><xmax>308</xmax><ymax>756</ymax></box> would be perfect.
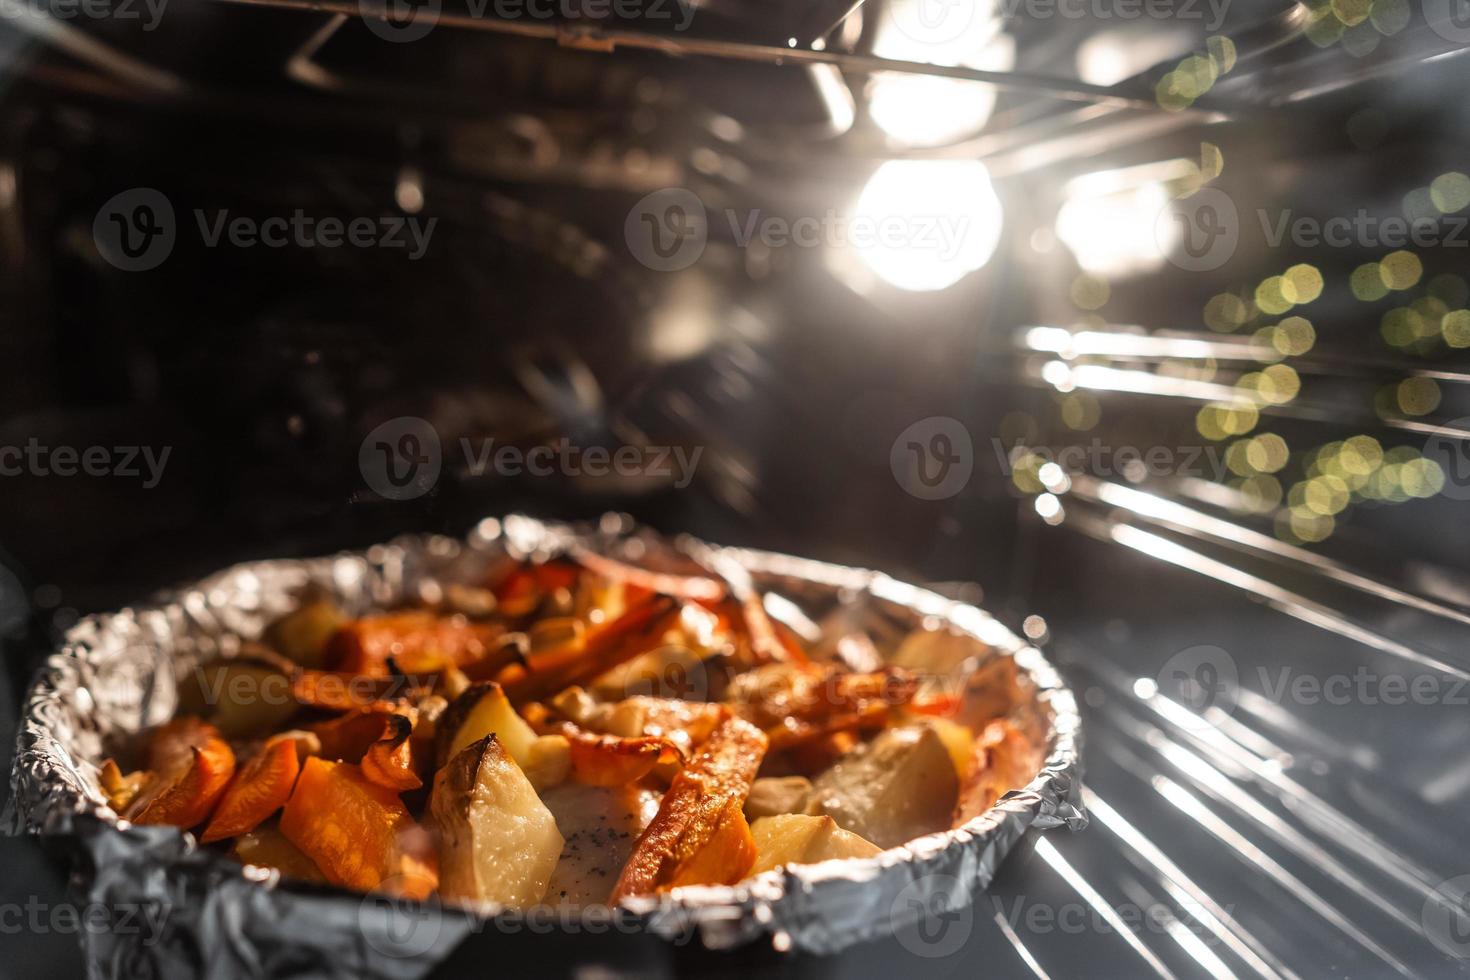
<box><xmin>209</xmin><ymin>0</ymin><xmax>1163</xmax><ymax>110</ymax></box>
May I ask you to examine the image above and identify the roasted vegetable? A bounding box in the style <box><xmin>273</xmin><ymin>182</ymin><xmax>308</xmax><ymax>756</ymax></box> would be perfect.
<box><xmin>327</xmin><ymin>610</ymin><xmax>504</xmax><ymax>676</ymax></box>
<box><xmin>177</xmin><ymin>657</ymin><xmax>299</xmax><ymax>739</ymax></box>
<box><xmin>611</xmin><ymin>717</ymin><xmax>767</xmax><ymax>899</ymax></box>
<box><xmin>279</xmin><ymin>757</ymin><xmax>437</xmax><ymax>898</ymax></box>
<box><xmin>127</xmin><ymin>727</ymin><xmax>237</xmax><ymax>830</ymax></box>
<box><xmin>428</xmin><ymin>735</ymin><xmax>564</xmax><ymax>908</ymax></box>
<box><xmin>953</xmin><ymin>719</ymin><xmax>1042</xmax><ymax>826</ymax></box>
<box><xmin>748</xmin><ymin>814</ymin><xmax>881</xmax><ymax>874</ymax></box>
<box><xmin>435</xmin><ymin>681</ymin><xmax>538</xmax><ymax>769</ymax></box>
<box><xmin>360</xmin><ymin>714</ymin><xmax>423</xmax><ymax>792</ymax></box>
<box><xmin>201</xmin><ymin>738</ymin><xmax>301</xmax><ymax>842</ymax></box>
<box><xmin>232</xmin><ymin>824</ymin><xmax>330</xmax><ymax>883</ymax></box>
<box><xmin>264</xmin><ymin>598</ymin><xmax>347</xmax><ymax>669</ymax></box>
<box><xmin>807</xmin><ymin>724</ymin><xmax>959</xmax><ymax>849</ymax></box>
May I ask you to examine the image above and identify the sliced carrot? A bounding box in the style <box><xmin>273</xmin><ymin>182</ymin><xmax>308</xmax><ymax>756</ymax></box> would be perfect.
<box><xmin>360</xmin><ymin>715</ymin><xmax>422</xmax><ymax>792</ymax></box>
<box><xmin>147</xmin><ymin>716</ymin><xmax>224</xmax><ymax>776</ymax></box>
<box><xmin>664</xmin><ymin>800</ymin><xmax>756</xmax><ymax>889</ymax></box>
<box><xmin>309</xmin><ymin>702</ymin><xmax>410</xmax><ymax>763</ymax></box>
<box><xmin>291</xmin><ymin>669</ymin><xmax>421</xmax><ymax>712</ymax></box>
<box><xmin>561</xmin><ymin>725</ymin><xmax>683</xmax><ymax>787</ymax></box>
<box><xmin>610</xmin><ymin>717</ymin><xmax>767</xmax><ymax>900</ymax></box>
<box><xmin>503</xmin><ymin>595</ymin><xmax>679</xmax><ymax>704</ymax></box>
<box><xmin>200</xmin><ymin>739</ymin><xmax>302</xmax><ymax>843</ymax></box>
<box><xmin>128</xmin><ymin>735</ymin><xmax>237</xmax><ymax>830</ymax></box>
<box><xmin>327</xmin><ymin>611</ymin><xmax>503</xmax><ymax>676</ymax></box>
<box><xmin>279</xmin><ymin>757</ymin><xmax>438</xmax><ymax>898</ymax></box>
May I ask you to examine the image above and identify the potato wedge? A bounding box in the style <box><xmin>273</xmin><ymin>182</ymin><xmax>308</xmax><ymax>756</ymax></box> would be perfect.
<box><xmin>748</xmin><ymin>814</ymin><xmax>881</xmax><ymax>875</ymax></box>
<box><xmin>744</xmin><ymin>776</ymin><xmax>817</xmax><ymax>820</ymax></box>
<box><xmin>429</xmin><ymin>735</ymin><xmax>564</xmax><ymax>909</ymax></box>
<box><xmin>177</xmin><ymin>659</ymin><xmax>298</xmax><ymax>739</ymax></box>
<box><xmin>808</xmin><ymin>724</ymin><xmax>958</xmax><ymax>849</ymax></box>
<box><xmin>542</xmin><ymin>783</ymin><xmax>661</xmax><ymax>905</ymax></box>
<box><xmin>435</xmin><ymin>681</ymin><xmax>538</xmax><ymax>770</ymax></box>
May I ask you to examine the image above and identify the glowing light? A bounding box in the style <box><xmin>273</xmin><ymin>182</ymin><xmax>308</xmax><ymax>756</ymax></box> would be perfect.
<box><xmin>1055</xmin><ymin>160</ymin><xmax>1198</xmax><ymax>278</ymax></box>
<box><xmin>1270</xmin><ymin>316</ymin><xmax>1316</xmax><ymax>355</ymax></box>
<box><xmin>868</xmin><ymin>0</ymin><xmax>1011</xmax><ymax>147</ymax></box>
<box><xmin>1035</xmin><ymin>493</ymin><xmax>1064</xmax><ymax>524</ymax></box>
<box><xmin>1379</xmin><ymin>251</ymin><xmax>1423</xmax><ymax>290</ymax></box>
<box><xmin>1076</xmin><ymin>28</ymin><xmax>1194</xmax><ymax>86</ymax></box>
<box><xmin>852</xmin><ymin>160</ymin><xmax>1003</xmax><ymax>291</ymax></box>
<box><xmin>1282</xmin><ymin>264</ymin><xmax>1324</xmax><ymax>304</ymax></box>
<box><xmin>1203</xmin><ymin>293</ymin><xmax>1251</xmax><ymax>332</ymax></box>
<box><xmin>1255</xmin><ymin>277</ymin><xmax>1293</xmax><ymax>316</ymax></box>
<box><xmin>1396</xmin><ymin>377</ymin><xmax>1441</xmax><ymax>416</ymax></box>
<box><xmin>1443</xmin><ymin>309</ymin><xmax>1470</xmax><ymax>347</ymax></box>
<box><xmin>1351</xmin><ymin>262</ymin><xmax>1390</xmax><ymax>301</ymax></box>
<box><xmin>1071</xmin><ymin>274</ymin><xmax>1111</xmax><ymax>310</ymax></box>
<box><xmin>1431</xmin><ymin>172</ymin><xmax>1470</xmax><ymax>213</ymax></box>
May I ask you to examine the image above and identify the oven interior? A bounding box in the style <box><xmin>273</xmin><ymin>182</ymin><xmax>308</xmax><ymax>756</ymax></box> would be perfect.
<box><xmin>2</xmin><ymin>0</ymin><xmax>1470</xmax><ymax>975</ymax></box>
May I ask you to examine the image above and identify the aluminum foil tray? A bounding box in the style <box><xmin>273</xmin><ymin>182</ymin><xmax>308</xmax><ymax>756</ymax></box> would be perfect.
<box><xmin>8</xmin><ymin>514</ymin><xmax>1085</xmax><ymax>977</ymax></box>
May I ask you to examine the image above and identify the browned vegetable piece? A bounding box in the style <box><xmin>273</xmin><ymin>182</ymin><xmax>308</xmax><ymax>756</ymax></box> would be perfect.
<box><xmin>177</xmin><ymin>655</ymin><xmax>299</xmax><ymax>739</ymax></box>
<box><xmin>201</xmin><ymin>738</ymin><xmax>302</xmax><ymax>842</ymax></box>
<box><xmin>953</xmin><ymin>719</ymin><xmax>1042</xmax><ymax>826</ymax></box>
<box><xmin>279</xmin><ymin>757</ymin><xmax>438</xmax><ymax>898</ymax></box>
<box><xmin>326</xmin><ymin>611</ymin><xmax>504</xmax><ymax>677</ymax></box>
<box><xmin>232</xmin><ymin>823</ymin><xmax>330</xmax><ymax>883</ymax></box>
<box><xmin>807</xmin><ymin>724</ymin><xmax>959</xmax><ymax>849</ymax></box>
<box><xmin>610</xmin><ymin>717</ymin><xmax>768</xmax><ymax>900</ymax></box>
<box><xmin>502</xmin><ymin>595</ymin><xmax>680</xmax><ymax>705</ymax></box>
<box><xmin>264</xmin><ymin>598</ymin><xmax>348</xmax><ymax>669</ymax></box>
<box><xmin>360</xmin><ymin>715</ymin><xmax>423</xmax><ymax>792</ymax></box>
<box><xmin>127</xmin><ymin>727</ymin><xmax>238</xmax><ymax>830</ymax></box>
<box><xmin>429</xmin><ymin>735</ymin><xmax>564</xmax><ymax>908</ymax></box>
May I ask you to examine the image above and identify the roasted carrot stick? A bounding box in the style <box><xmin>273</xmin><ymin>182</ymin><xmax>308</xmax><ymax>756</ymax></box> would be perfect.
<box><xmin>201</xmin><ymin>738</ymin><xmax>302</xmax><ymax>842</ymax></box>
<box><xmin>503</xmin><ymin>595</ymin><xmax>679</xmax><ymax>704</ymax></box>
<box><xmin>610</xmin><ymin>717</ymin><xmax>767</xmax><ymax>900</ymax></box>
